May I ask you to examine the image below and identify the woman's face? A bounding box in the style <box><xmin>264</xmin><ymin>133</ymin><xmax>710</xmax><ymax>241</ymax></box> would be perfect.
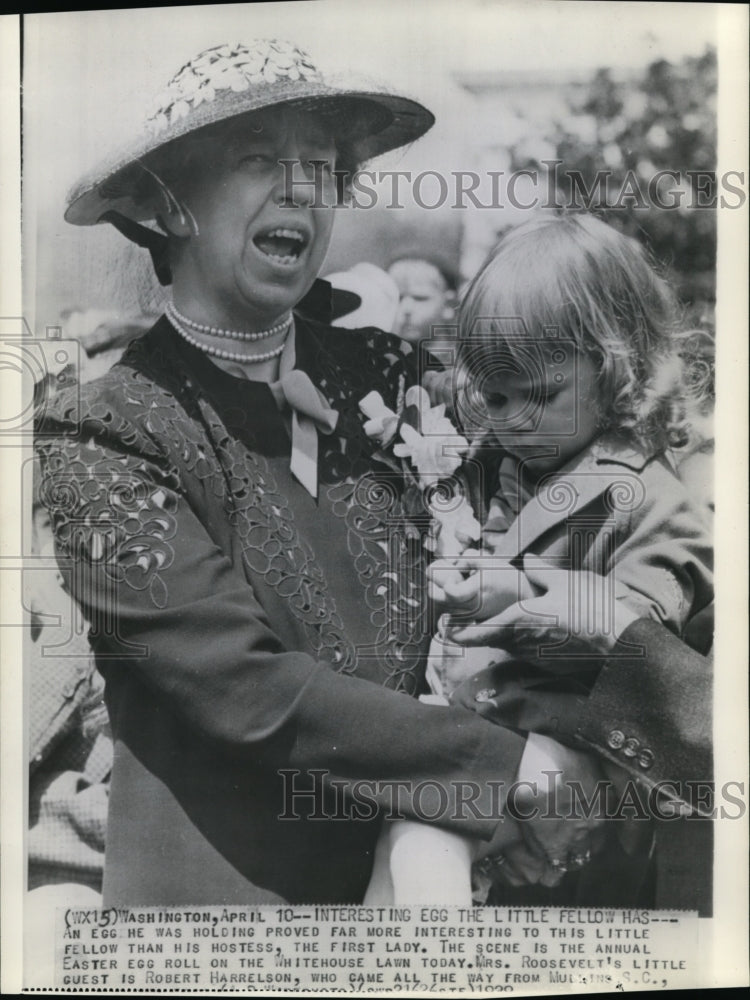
<box><xmin>168</xmin><ymin>108</ymin><xmax>338</xmax><ymax>327</ymax></box>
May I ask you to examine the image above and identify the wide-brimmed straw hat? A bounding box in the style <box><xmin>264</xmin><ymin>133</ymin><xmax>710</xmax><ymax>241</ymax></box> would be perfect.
<box><xmin>65</xmin><ymin>39</ymin><xmax>435</xmax><ymax>228</ymax></box>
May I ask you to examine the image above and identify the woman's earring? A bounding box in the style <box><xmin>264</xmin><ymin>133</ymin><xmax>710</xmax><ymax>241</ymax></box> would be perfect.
<box><xmin>180</xmin><ymin>203</ymin><xmax>200</xmax><ymax>237</ymax></box>
<box><xmin>137</xmin><ymin>161</ymin><xmax>199</xmax><ymax>237</ymax></box>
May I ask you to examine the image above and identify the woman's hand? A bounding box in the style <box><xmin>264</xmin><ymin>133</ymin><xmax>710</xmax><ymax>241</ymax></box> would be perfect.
<box><xmin>479</xmin><ymin>839</ymin><xmax>571</xmax><ymax>889</ymax></box>
<box><xmin>512</xmin><ymin>734</ymin><xmax>608</xmax><ymax>878</ymax></box>
<box><xmin>470</xmin><ymin>734</ymin><xmax>608</xmax><ymax>889</ymax></box>
<box><xmin>447</xmin><ymin>556</ymin><xmax>638</xmax><ymax>659</ymax></box>
<box><xmin>470</xmin><ymin>812</ymin><xmax>523</xmax><ymax>864</ymax></box>
<box><xmin>470</xmin><ymin>813</ymin><xmax>568</xmax><ymax>890</ymax></box>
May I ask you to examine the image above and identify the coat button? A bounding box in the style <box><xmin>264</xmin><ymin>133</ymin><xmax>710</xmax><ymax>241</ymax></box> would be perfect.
<box><xmin>637</xmin><ymin>749</ymin><xmax>655</xmax><ymax>770</ymax></box>
<box><xmin>607</xmin><ymin>729</ymin><xmax>625</xmax><ymax>749</ymax></box>
<box><xmin>622</xmin><ymin>737</ymin><xmax>640</xmax><ymax>757</ymax></box>
<box><xmin>475</xmin><ymin>688</ymin><xmax>497</xmax><ymax>703</ymax></box>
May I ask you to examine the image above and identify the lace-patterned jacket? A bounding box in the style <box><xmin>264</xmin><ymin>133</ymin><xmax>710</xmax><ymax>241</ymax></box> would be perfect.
<box><xmin>35</xmin><ymin>315</ymin><xmax>526</xmax><ymax>905</ymax></box>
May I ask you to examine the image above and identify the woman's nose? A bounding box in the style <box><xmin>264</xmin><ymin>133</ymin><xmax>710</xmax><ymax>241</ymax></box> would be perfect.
<box><xmin>274</xmin><ymin>139</ymin><xmax>331</xmax><ymax>207</ymax></box>
<box><xmin>273</xmin><ymin>160</ymin><xmax>320</xmax><ymax>207</ymax></box>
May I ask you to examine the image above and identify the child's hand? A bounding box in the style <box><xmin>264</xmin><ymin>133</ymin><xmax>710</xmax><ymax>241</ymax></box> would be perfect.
<box><xmin>421</xmin><ymin>369</ymin><xmax>455</xmax><ymax>409</ymax></box>
<box><xmin>429</xmin><ymin>550</ymin><xmax>535</xmax><ymax>620</ymax></box>
<box><xmin>448</xmin><ymin>556</ymin><xmax>638</xmax><ymax>661</ymax></box>
<box><xmin>427</xmin><ymin>553</ymin><xmax>479</xmax><ymax>605</ymax></box>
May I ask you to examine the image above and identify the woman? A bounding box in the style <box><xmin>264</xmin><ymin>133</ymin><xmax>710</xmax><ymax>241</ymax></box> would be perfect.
<box><xmin>35</xmin><ymin>39</ymin><xmax>602</xmax><ymax>905</ymax></box>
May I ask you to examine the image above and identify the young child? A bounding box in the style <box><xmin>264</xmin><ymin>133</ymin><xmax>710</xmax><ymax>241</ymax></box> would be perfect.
<box><xmin>366</xmin><ymin>213</ymin><xmax>713</xmax><ymax>903</ymax></box>
<box><xmin>388</xmin><ymin>256</ymin><xmax>458</xmax><ymax>408</ymax></box>
<box><xmin>388</xmin><ymin>256</ymin><xmax>457</xmax><ymax>347</ymax></box>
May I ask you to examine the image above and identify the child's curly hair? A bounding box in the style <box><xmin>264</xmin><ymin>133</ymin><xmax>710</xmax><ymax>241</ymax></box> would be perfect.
<box><xmin>458</xmin><ymin>213</ymin><xmax>695</xmax><ymax>453</ymax></box>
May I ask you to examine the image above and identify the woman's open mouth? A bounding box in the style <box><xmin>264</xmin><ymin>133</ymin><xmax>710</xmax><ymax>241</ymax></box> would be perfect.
<box><xmin>252</xmin><ymin>227</ymin><xmax>309</xmax><ymax>265</ymax></box>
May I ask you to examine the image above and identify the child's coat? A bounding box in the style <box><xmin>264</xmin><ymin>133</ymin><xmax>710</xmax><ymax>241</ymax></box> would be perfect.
<box><xmin>481</xmin><ymin>431</ymin><xmax>712</xmax><ymax>635</ymax></box>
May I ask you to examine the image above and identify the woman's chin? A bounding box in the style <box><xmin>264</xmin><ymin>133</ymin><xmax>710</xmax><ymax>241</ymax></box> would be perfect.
<box><xmin>234</xmin><ymin>267</ymin><xmax>311</xmax><ymax>320</ymax></box>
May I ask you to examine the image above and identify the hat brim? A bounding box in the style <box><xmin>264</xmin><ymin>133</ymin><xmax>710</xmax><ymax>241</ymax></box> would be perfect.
<box><xmin>65</xmin><ymin>87</ymin><xmax>434</xmax><ymax>226</ymax></box>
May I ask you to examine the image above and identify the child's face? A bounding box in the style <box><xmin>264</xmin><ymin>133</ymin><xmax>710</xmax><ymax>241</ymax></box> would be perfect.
<box><xmin>471</xmin><ymin>345</ymin><xmax>602</xmax><ymax>476</ymax></box>
<box><xmin>389</xmin><ymin>260</ymin><xmax>453</xmax><ymax>344</ymax></box>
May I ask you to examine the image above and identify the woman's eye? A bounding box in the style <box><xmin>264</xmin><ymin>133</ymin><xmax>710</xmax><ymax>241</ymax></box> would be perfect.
<box><xmin>239</xmin><ymin>152</ymin><xmax>274</xmax><ymax>167</ymax></box>
<box><xmin>308</xmin><ymin>158</ymin><xmax>334</xmax><ymax>175</ymax></box>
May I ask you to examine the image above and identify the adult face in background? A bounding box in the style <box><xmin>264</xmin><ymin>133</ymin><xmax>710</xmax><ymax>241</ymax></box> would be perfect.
<box><xmin>389</xmin><ymin>258</ymin><xmax>455</xmax><ymax>344</ymax></box>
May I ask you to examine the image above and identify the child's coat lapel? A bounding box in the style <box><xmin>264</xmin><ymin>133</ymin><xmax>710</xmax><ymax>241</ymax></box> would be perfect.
<box><xmin>487</xmin><ymin>434</ymin><xmax>658</xmax><ymax>560</ymax></box>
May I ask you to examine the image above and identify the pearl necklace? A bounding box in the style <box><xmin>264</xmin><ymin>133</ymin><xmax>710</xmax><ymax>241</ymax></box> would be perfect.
<box><xmin>168</xmin><ymin>310</ymin><xmax>288</xmax><ymax>364</ymax></box>
<box><xmin>166</xmin><ymin>301</ymin><xmax>292</xmax><ymax>341</ymax></box>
